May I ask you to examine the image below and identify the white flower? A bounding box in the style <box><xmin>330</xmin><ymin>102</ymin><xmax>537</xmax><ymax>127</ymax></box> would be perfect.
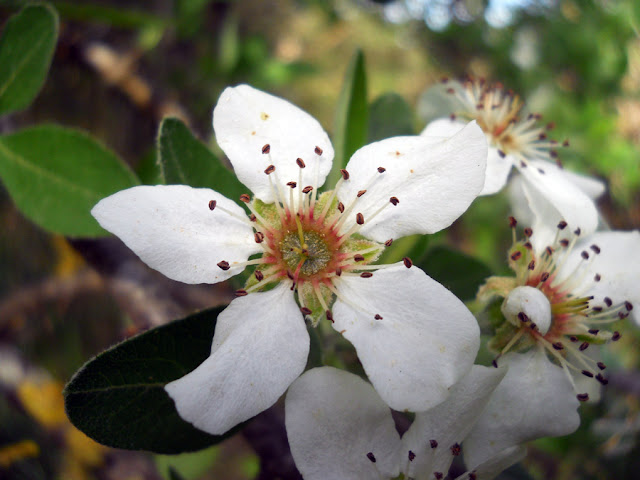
<box><xmin>285</xmin><ymin>366</ymin><xmax>526</xmax><ymax>480</ymax></box>
<box><xmin>421</xmin><ymin>78</ymin><xmax>603</xmax><ymax>239</ymax></box>
<box><xmin>479</xmin><ymin>220</ymin><xmax>640</xmax><ymax>405</ymax></box>
<box><xmin>91</xmin><ymin>84</ymin><xmax>488</xmax><ymax>435</ymax></box>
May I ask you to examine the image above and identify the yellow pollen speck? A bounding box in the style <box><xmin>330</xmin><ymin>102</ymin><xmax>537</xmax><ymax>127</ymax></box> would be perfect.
<box><xmin>439</xmin><ymin>345</ymin><xmax>446</xmax><ymax>353</ymax></box>
<box><xmin>410</xmin><ymin>169</ymin><xmax>414</xmax><ymax>173</ymax></box>
<box><xmin>251</xmin><ymin>131</ymin><xmax>256</xmax><ymax>135</ymax></box>
<box><xmin>260</xmin><ymin>112</ymin><xmax>269</xmax><ymax>120</ymax></box>
<box><xmin>395</xmin><ymin>151</ymin><xmax>401</xmax><ymax>156</ymax></box>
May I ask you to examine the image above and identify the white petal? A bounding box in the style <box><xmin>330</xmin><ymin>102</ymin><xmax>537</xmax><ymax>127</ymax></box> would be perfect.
<box><xmin>516</xmin><ymin>160</ymin><xmax>599</xmax><ymax>251</ymax></box>
<box><xmin>92</xmin><ymin>185</ymin><xmax>259</xmax><ymax>284</ymax></box>
<box><xmin>337</xmin><ymin>121</ymin><xmax>488</xmax><ymax>243</ymax></box>
<box><xmin>560</xmin><ymin>168</ymin><xmax>606</xmax><ymax>200</ymax></box>
<box><xmin>332</xmin><ymin>263</ymin><xmax>480</xmax><ymax>412</ymax></box>
<box><xmin>463</xmin><ymin>350</ymin><xmax>580</xmax><ymax>468</ymax></box>
<box><xmin>455</xmin><ymin>445</ymin><xmax>527</xmax><ymax>480</ymax></box>
<box><xmin>421</xmin><ymin>118</ymin><xmax>514</xmax><ymax>196</ymax></box>
<box><xmin>400</xmin><ymin>365</ymin><xmax>507</xmax><ymax>479</ymax></box>
<box><xmin>506</xmin><ymin>174</ymin><xmax>535</xmax><ymax>226</ymax></box>
<box><xmin>556</xmin><ymin>230</ymin><xmax>640</xmax><ymax>325</ymax></box>
<box><xmin>285</xmin><ymin>367</ymin><xmax>401</xmax><ymax>480</ymax></box>
<box><xmin>165</xmin><ymin>283</ymin><xmax>309</xmax><ymax>435</ymax></box>
<box><xmin>213</xmin><ymin>85</ymin><xmax>334</xmax><ymax>203</ymax></box>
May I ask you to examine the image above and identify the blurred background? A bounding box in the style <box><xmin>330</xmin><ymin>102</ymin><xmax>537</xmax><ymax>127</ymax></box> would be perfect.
<box><xmin>2</xmin><ymin>0</ymin><xmax>640</xmax><ymax>479</ymax></box>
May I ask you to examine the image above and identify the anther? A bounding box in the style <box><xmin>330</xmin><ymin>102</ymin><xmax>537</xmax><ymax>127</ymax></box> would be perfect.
<box><xmin>577</xmin><ymin>393</ymin><xmax>589</xmax><ymax>402</ymax></box>
<box><xmin>498</xmin><ymin>150</ymin><xmax>506</xmax><ymax>158</ymax></box>
<box><xmin>574</xmin><ymin>227</ymin><xmax>581</xmax><ymax>236</ymax></box>
<box><xmin>596</xmin><ymin>373</ymin><xmax>608</xmax><ymax>385</ymax></box>
<box><xmin>296</xmin><ymin>158</ymin><xmax>306</xmax><ymax>168</ymax></box>
<box><xmin>254</xmin><ymin>270</ymin><xmax>264</xmax><ymax>281</ymax></box>
<box><xmin>366</xmin><ymin>452</ymin><xmax>376</xmax><ymax>463</ymax></box>
<box><xmin>434</xmin><ymin>473</ymin><xmax>444</xmax><ymax>480</ymax></box>
<box><xmin>517</xmin><ymin>312</ymin><xmax>530</xmax><ymax>323</ymax></box>
<box><xmin>450</xmin><ymin>443</ymin><xmax>461</xmax><ymax>456</ymax></box>
<box><xmin>408</xmin><ymin>451</ymin><xmax>416</xmax><ymax>461</ymax></box>
<box><xmin>356</xmin><ymin>213</ymin><xmax>365</xmax><ymax>225</ymax></box>
<box><xmin>377</xmin><ymin>166</ymin><xmax>386</xmax><ymax>173</ymax></box>
<box><xmin>235</xmin><ymin>289</ymin><xmax>248</xmax><ymax>297</ymax></box>
<box><xmin>552</xmin><ymin>342</ymin><xmax>564</xmax><ymax>350</ymax></box>
<box><xmin>541</xmin><ymin>272</ymin><xmax>550</xmax><ymax>282</ymax></box>
<box><xmin>403</xmin><ymin>257</ymin><xmax>413</xmax><ymax>268</ymax></box>
<box><xmin>264</xmin><ymin>164</ymin><xmax>276</xmax><ymax>175</ymax></box>
<box><xmin>389</xmin><ymin>196</ymin><xmax>399</xmax><ymax>206</ymax></box>
<box><xmin>508</xmin><ymin>216</ymin><xmax>517</xmax><ymax>228</ymax></box>
<box><xmin>315</xmin><ymin>146</ymin><xmax>323</xmax><ymax>155</ymax></box>
<box><xmin>249</xmin><ymin>214</ymin><xmax>257</xmax><ymax>222</ymax></box>
<box><xmin>563</xmin><ymin>139</ymin><xmax>570</xmax><ymax>147</ymax></box>
<box><xmin>340</xmin><ymin>169</ymin><xmax>350</xmax><ymax>180</ymax></box>
<box><xmin>557</xmin><ymin>220</ymin><xmax>568</xmax><ymax>230</ymax></box>
<box><xmin>254</xmin><ymin>232</ymin><xmax>264</xmax><ymax>243</ymax></box>
<box><xmin>588</xmin><ymin>329</ymin><xmax>599</xmax><ymax>335</ymax></box>
<box><xmin>326</xmin><ymin>310</ymin><xmax>334</xmax><ymax>323</ymax></box>
<box><xmin>429</xmin><ymin>440</ymin><xmax>438</xmax><ymax>449</ymax></box>
<box><xmin>469</xmin><ymin>473</ymin><xmax>478</xmax><ymax>480</ymax></box>
<box><xmin>511</xmin><ymin>251</ymin><xmax>522</xmax><ymax>261</ymax></box>
<box><xmin>300</xmin><ymin>307</ymin><xmax>312</xmax><ymax>316</ymax></box>
<box><xmin>581</xmin><ymin>251</ymin><xmax>589</xmax><ymax>260</ymax></box>
<box><xmin>524</xmin><ymin>227</ymin><xmax>533</xmax><ymax>237</ymax></box>
<box><xmin>570</xmin><ymin>336</ymin><xmax>578</xmax><ymax>342</ymax></box>
<box><xmin>239</xmin><ymin>193</ymin><xmax>251</xmax><ymax>203</ymax></box>
<box><xmin>612</xmin><ymin>331</ymin><xmax>621</xmax><ymax>341</ymax></box>
<box><xmin>287</xmin><ymin>181</ymin><xmax>297</xmax><ymax>188</ymax></box>
<box><xmin>374</xmin><ymin>314</ymin><xmax>383</xmax><ymax>320</ymax></box>
<box><xmin>528</xmin><ymin>260</ymin><xmax>535</xmax><ymax>270</ymax></box>
<box><xmin>337</xmin><ymin>202</ymin><xmax>345</xmax><ymax>213</ymax></box>
<box><xmin>579</xmin><ymin>342</ymin><xmax>589</xmax><ymax>351</ymax></box>
<box><xmin>560</xmin><ymin>239</ymin><xmax>569</xmax><ymax>247</ymax></box>
<box><xmin>581</xmin><ymin>370</ymin><xmax>594</xmax><ymax>378</ymax></box>
<box><xmin>545</xmin><ymin>246</ymin><xmax>554</xmax><ymax>256</ymax></box>
<box><xmin>335</xmin><ymin>267</ymin><xmax>342</xmax><ymax>276</ymax></box>
<box><xmin>537</xmin><ymin>168</ymin><xmax>546</xmax><ymax>174</ymax></box>
<box><xmin>594</xmin><ymin>274</ymin><xmax>601</xmax><ymax>282</ymax></box>
<box><xmin>354</xmin><ymin>254</ymin><xmax>365</xmax><ymax>262</ymax></box>
<box><xmin>529</xmin><ymin>322</ymin><xmax>538</xmax><ymax>330</ymax></box>
<box><xmin>604</xmin><ymin>297</ymin><xmax>612</xmax><ymax>307</ymax></box>
<box><xmin>492</xmin><ymin>359</ymin><xmax>499</xmax><ymax>368</ymax></box>
<box><xmin>523</xmin><ymin>242</ymin><xmax>532</xmax><ymax>250</ymax></box>
<box><xmin>360</xmin><ymin>272</ymin><xmax>373</xmax><ymax>278</ymax></box>
<box><xmin>625</xmin><ymin>301</ymin><xmax>633</xmax><ymax>311</ymax></box>
<box><xmin>357</xmin><ymin>189</ymin><xmax>367</xmax><ymax>197</ymax></box>
<box><xmin>384</xmin><ymin>239</ymin><xmax>393</xmax><ymax>247</ymax></box>
<box><xmin>590</xmin><ymin>244</ymin><xmax>601</xmax><ymax>254</ymax></box>
<box><xmin>302</xmin><ymin>186</ymin><xmax>313</xmax><ymax>194</ymax></box>
<box><xmin>217</xmin><ymin>261</ymin><xmax>230</xmax><ymax>271</ymax></box>
<box><xmin>262</xmin><ymin>144</ymin><xmax>270</xmax><ymax>154</ymax></box>
<box><xmin>208</xmin><ymin>200</ymin><xmax>217</xmax><ymax>210</ymax></box>
<box><xmin>597</xmin><ymin>362</ymin><xmax>607</xmax><ymax>370</ymax></box>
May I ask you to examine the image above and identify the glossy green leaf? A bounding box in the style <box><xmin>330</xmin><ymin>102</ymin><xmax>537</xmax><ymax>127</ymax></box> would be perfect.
<box><xmin>157</xmin><ymin>117</ymin><xmax>245</xmax><ymax>201</ymax></box>
<box><xmin>327</xmin><ymin>49</ymin><xmax>368</xmax><ymax>186</ymax></box>
<box><xmin>0</xmin><ymin>3</ymin><xmax>59</xmax><ymax>115</ymax></box>
<box><xmin>0</xmin><ymin>125</ymin><xmax>139</xmax><ymax>237</ymax></box>
<box><xmin>368</xmin><ymin>92</ymin><xmax>414</xmax><ymax>142</ymax></box>
<box><xmin>418</xmin><ymin>245</ymin><xmax>493</xmax><ymax>302</ymax></box>
<box><xmin>64</xmin><ymin>307</ymin><xmax>230</xmax><ymax>454</ymax></box>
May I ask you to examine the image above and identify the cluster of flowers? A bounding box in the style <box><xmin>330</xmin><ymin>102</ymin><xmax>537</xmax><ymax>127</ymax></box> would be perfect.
<box><xmin>92</xmin><ymin>81</ymin><xmax>640</xmax><ymax>479</ymax></box>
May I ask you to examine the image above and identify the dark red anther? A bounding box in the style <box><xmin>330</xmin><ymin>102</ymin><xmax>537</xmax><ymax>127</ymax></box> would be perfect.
<box><xmin>262</xmin><ymin>144</ymin><xmax>270</xmax><ymax>154</ymax></box>
<box><xmin>510</xmin><ymin>251</ymin><xmax>522</xmax><ymax>261</ymax></box>
<box><xmin>354</xmin><ymin>254</ymin><xmax>365</xmax><ymax>262</ymax></box>
<box><xmin>528</xmin><ymin>260</ymin><xmax>535</xmax><ymax>270</ymax></box>
<box><xmin>300</xmin><ymin>307</ymin><xmax>312</xmax><ymax>316</ymax></box>
<box><xmin>524</xmin><ymin>227</ymin><xmax>533</xmax><ymax>237</ymax></box>
<box><xmin>612</xmin><ymin>331</ymin><xmax>621</xmax><ymax>341</ymax></box>
<box><xmin>217</xmin><ymin>261</ymin><xmax>230</xmax><ymax>271</ymax></box>
<box><xmin>315</xmin><ymin>146</ymin><xmax>323</xmax><ymax>155</ymax></box>
<box><xmin>596</xmin><ymin>373</ymin><xmax>608</xmax><ymax>385</ymax></box>
<box><xmin>625</xmin><ymin>301</ymin><xmax>633</xmax><ymax>311</ymax></box>
<box><xmin>574</xmin><ymin>227</ymin><xmax>581</xmax><ymax>236</ymax></box>
<box><xmin>557</xmin><ymin>220</ymin><xmax>568</xmax><ymax>230</ymax></box>
<box><xmin>249</xmin><ymin>214</ymin><xmax>257</xmax><ymax>222</ymax></box>
<box><xmin>302</xmin><ymin>186</ymin><xmax>313</xmax><ymax>194</ymax></box>
<box><xmin>235</xmin><ymin>289</ymin><xmax>248</xmax><ymax>297</ymax></box>
<box><xmin>450</xmin><ymin>443</ymin><xmax>461</xmax><ymax>456</ymax></box>
<box><xmin>389</xmin><ymin>197</ymin><xmax>399</xmax><ymax>206</ymax></box>
<box><xmin>254</xmin><ymin>270</ymin><xmax>264</xmax><ymax>281</ymax></box>
<box><xmin>264</xmin><ymin>164</ymin><xmax>276</xmax><ymax>175</ymax></box>
<box><xmin>560</xmin><ymin>239</ymin><xmax>569</xmax><ymax>247</ymax></box>
<box><xmin>377</xmin><ymin>167</ymin><xmax>386</xmax><ymax>173</ymax></box>
<box><xmin>517</xmin><ymin>312</ymin><xmax>529</xmax><ymax>323</ymax></box>
<box><xmin>374</xmin><ymin>314</ymin><xmax>383</xmax><ymax>320</ymax></box>
<box><xmin>356</xmin><ymin>213</ymin><xmax>364</xmax><ymax>225</ymax></box>
<box><xmin>403</xmin><ymin>257</ymin><xmax>413</xmax><ymax>268</ymax></box>
<box><xmin>337</xmin><ymin>202</ymin><xmax>345</xmax><ymax>213</ymax></box>
<box><xmin>577</xmin><ymin>393</ymin><xmax>589</xmax><ymax>402</ymax></box>
<box><xmin>594</xmin><ymin>274</ymin><xmax>601</xmax><ymax>282</ymax></box>
<box><xmin>254</xmin><ymin>232</ymin><xmax>265</xmax><ymax>243</ymax></box>
<box><xmin>357</xmin><ymin>189</ymin><xmax>367</xmax><ymax>197</ymax></box>
<box><xmin>326</xmin><ymin>310</ymin><xmax>334</xmax><ymax>323</ymax></box>
<box><xmin>335</xmin><ymin>267</ymin><xmax>342</xmax><ymax>276</ymax></box>
<box><xmin>296</xmin><ymin>157</ymin><xmax>306</xmax><ymax>168</ymax></box>
<box><xmin>429</xmin><ymin>439</ymin><xmax>438</xmax><ymax>449</ymax></box>
<box><xmin>541</xmin><ymin>272</ymin><xmax>550</xmax><ymax>282</ymax></box>
<box><xmin>508</xmin><ymin>216</ymin><xmax>517</xmax><ymax>228</ymax></box>
<box><xmin>552</xmin><ymin>342</ymin><xmax>564</xmax><ymax>350</ymax></box>
<box><xmin>208</xmin><ymin>200</ymin><xmax>217</xmax><ymax>210</ymax></box>
<box><xmin>240</xmin><ymin>193</ymin><xmax>251</xmax><ymax>203</ymax></box>
<box><xmin>360</xmin><ymin>272</ymin><xmax>373</xmax><ymax>278</ymax></box>
<box><xmin>589</xmin><ymin>329</ymin><xmax>600</xmax><ymax>335</ymax></box>
<box><xmin>287</xmin><ymin>181</ymin><xmax>297</xmax><ymax>188</ymax></box>
<box><xmin>408</xmin><ymin>451</ymin><xmax>415</xmax><ymax>461</ymax></box>
<box><xmin>581</xmin><ymin>251</ymin><xmax>589</xmax><ymax>260</ymax></box>
<box><xmin>604</xmin><ymin>297</ymin><xmax>612</xmax><ymax>307</ymax></box>
<box><xmin>581</xmin><ymin>370</ymin><xmax>594</xmax><ymax>378</ymax></box>
<box><xmin>590</xmin><ymin>244</ymin><xmax>601</xmax><ymax>254</ymax></box>
<box><xmin>579</xmin><ymin>342</ymin><xmax>589</xmax><ymax>351</ymax></box>
<box><xmin>340</xmin><ymin>169</ymin><xmax>350</xmax><ymax>180</ymax></box>
<box><xmin>366</xmin><ymin>452</ymin><xmax>376</xmax><ymax>463</ymax></box>
<box><xmin>597</xmin><ymin>362</ymin><xmax>606</xmax><ymax>370</ymax></box>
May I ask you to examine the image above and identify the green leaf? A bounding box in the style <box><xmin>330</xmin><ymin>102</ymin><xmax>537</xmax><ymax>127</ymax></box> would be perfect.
<box><xmin>327</xmin><ymin>49</ymin><xmax>368</xmax><ymax>186</ymax></box>
<box><xmin>64</xmin><ymin>307</ymin><xmax>231</xmax><ymax>454</ymax></box>
<box><xmin>0</xmin><ymin>125</ymin><xmax>139</xmax><ymax>237</ymax></box>
<box><xmin>368</xmin><ymin>93</ymin><xmax>414</xmax><ymax>142</ymax></box>
<box><xmin>157</xmin><ymin>117</ymin><xmax>246</xmax><ymax>201</ymax></box>
<box><xmin>0</xmin><ymin>3</ymin><xmax>59</xmax><ymax>115</ymax></box>
<box><xmin>418</xmin><ymin>245</ymin><xmax>493</xmax><ymax>302</ymax></box>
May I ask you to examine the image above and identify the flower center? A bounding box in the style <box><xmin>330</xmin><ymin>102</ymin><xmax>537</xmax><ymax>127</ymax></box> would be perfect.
<box><xmin>280</xmin><ymin>230</ymin><xmax>332</xmax><ymax>277</ymax></box>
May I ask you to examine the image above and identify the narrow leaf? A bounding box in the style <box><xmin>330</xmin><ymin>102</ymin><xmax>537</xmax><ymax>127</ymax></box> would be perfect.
<box><xmin>64</xmin><ymin>308</ymin><xmax>232</xmax><ymax>453</ymax></box>
<box><xmin>368</xmin><ymin>92</ymin><xmax>414</xmax><ymax>142</ymax></box>
<box><xmin>418</xmin><ymin>245</ymin><xmax>493</xmax><ymax>301</ymax></box>
<box><xmin>328</xmin><ymin>49</ymin><xmax>368</xmax><ymax>186</ymax></box>
<box><xmin>157</xmin><ymin>117</ymin><xmax>245</xmax><ymax>200</ymax></box>
<box><xmin>0</xmin><ymin>3</ymin><xmax>59</xmax><ymax>115</ymax></box>
<box><xmin>0</xmin><ymin>125</ymin><xmax>139</xmax><ymax>237</ymax></box>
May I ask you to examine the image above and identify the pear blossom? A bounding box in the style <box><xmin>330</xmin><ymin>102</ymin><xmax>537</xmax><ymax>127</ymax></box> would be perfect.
<box><xmin>478</xmin><ymin>217</ymin><xmax>640</xmax><ymax>405</ymax></box>
<box><xmin>285</xmin><ymin>366</ymin><xmax>526</xmax><ymax>480</ymax></box>
<box><xmin>421</xmin><ymin>77</ymin><xmax>603</xmax><ymax>239</ymax></box>
<box><xmin>91</xmin><ymin>84</ymin><xmax>487</xmax><ymax>435</ymax></box>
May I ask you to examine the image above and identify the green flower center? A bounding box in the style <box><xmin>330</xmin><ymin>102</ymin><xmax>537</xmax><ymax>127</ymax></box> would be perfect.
<box><xmin>280</xmin><ymin>230</ymin><xmax>332</xmax><ymax>277</ymax></box>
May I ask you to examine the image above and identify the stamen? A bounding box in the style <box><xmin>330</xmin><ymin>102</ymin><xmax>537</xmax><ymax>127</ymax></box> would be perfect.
<box><xmin>208</xmin><ymin>200</ymin><xmax>217</xmax><ymax>210</ymax></box>
<box><xmin>262</xmin><ymin>144</ymin><xmax>270</xmax><ymax>154</ymax></box>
